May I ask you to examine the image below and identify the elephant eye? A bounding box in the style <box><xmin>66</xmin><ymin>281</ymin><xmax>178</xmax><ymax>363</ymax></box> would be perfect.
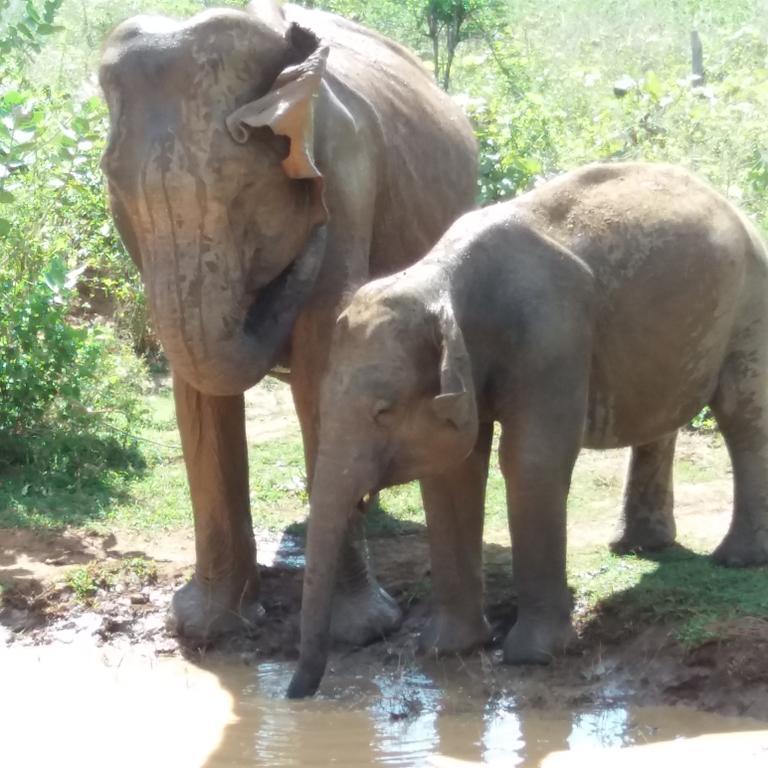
<box><xmin>372</xmin><ymin>399</ymin><xmax>395</xmax><ymax>426</ymax></box>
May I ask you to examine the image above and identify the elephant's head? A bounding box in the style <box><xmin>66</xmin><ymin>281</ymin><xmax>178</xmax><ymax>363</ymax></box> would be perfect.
<box><xmin>99</xmin><ymin>1</ymin><xmax>330</xmax><ymax>394</ymax></box>
<box><xmin>287</xmin><ymin>286</ymin><xmax>479</xmax><ymax>698</ymax></box>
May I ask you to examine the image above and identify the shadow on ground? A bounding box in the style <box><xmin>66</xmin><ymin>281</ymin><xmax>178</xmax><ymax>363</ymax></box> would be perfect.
<box><xmin>0</xmin><ymin>430</ymin><xmax>146</xmax><ymax>528</ymax></box>
<box><xmin>579</xmin><ymin>544</ymin><xmax>768</xmax><ymax>647</ymax></box>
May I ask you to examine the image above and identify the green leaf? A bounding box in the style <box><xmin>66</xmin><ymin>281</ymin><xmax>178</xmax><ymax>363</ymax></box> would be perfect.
<box><xmin>72</xmin><ymin>116</ymin><xmax>90</xmax><ymax>135</ymax></box>
<box><xmin>1</xmin><ymin>91</ymin><xmax>27</xmax><ymax>107</ymax></box>
<box><xmin>25</xmin><ymin>1</ymin><xmax>41</xmax><ymax>23</ymax></box>
<box><xmin>36</xmin><ymin>23</ymin><xmax>64</xmax><ymax>35</ymax></box>
<box><xmin>12</xmin><ymin>141</ymin><xmax>37</xmax><ymax>155</ymax></box>
<box><xmin>0</xmin><ymin>190</ymin><xmax>14</xmax><ymax>204</ymax></box>
<box><xmin>43</xmin><ymin>259</ymin><xmax>68</xmax><ymax>294</ymax></box>
<box><xmin>17</xmin><ymin>23</ymin><xmax>35</xmax><ymax>40</ymax></box>
<box><xmin>0</xmin><ymin>218</ymin><xmax>11</xmax><ymax>237</ymax></box>
<box><xmin>643</xmin><ymin>71</ymin><xmax>663</xmax><ymax>102</ymax></box>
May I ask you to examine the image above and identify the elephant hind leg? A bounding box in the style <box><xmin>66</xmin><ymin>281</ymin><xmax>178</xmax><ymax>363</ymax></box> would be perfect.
<box><xmin>610</xmin><ymin>432</ymin><xmax>677</xmax><ymax>555</ymax></box>
<box><xmin>710</xmin><ymin>349</ymin><xmax>768</xmax><ymax>566</ymax></box>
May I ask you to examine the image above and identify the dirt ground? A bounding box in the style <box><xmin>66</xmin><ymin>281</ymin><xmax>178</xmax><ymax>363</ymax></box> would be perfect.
<box><xmin>2</xmin><ymin>384</ymin><xmax>768</xmax><ymax>720</ymax></box>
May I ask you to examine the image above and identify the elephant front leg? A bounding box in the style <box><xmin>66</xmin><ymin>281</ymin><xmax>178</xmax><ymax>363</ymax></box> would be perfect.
<box><xmin>610</xmin><ymin>432</ymin><xmax>677</xmax><ymax>554</ymax></box>
<box><xmin>418</xmin><ymin>423</ymin><xmax>493</xmax><ymax>655</ymax></box>
<box><xmin>499</xmin><ymin>393</ymin><xmax>585</xmax><ymax>665</ymax></box>
<box><xmin>167</xmin><ymin>374</ymin><xmax>263</xmax><ymax>641</ymax></box>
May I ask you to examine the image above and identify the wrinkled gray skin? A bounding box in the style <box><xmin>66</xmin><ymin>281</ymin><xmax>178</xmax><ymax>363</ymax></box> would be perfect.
<box><xmin>288</xmin><ymin>163</ymin><xmax>768</xmax><ymax>697</ymax></box>
<box><xmin>99</xmin><ymin>1</ymin><xmax>477</xmax><ymax>642</ymax></box>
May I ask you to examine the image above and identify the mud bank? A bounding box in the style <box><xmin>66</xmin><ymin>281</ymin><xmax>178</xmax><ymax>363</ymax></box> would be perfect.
<box><xmin>3</xmin><ymin>526</ymin><xmax>768</xmax><ymax>723</ymax></box>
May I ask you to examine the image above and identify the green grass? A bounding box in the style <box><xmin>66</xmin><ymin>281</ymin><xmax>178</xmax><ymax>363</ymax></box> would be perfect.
<box><xmin>0</xmin><ymin>433</ymin><xmax>147</xmax><ymax>528</ymax></box>
<box><xmin>2</xmin><ymin>384</ymin><xmax>310</xmax><ymax>532</ymax></box>
<box><xmin>569</xmin><ymin>544</ymin><xmax>768</xmax><ymax>646</ymax></box>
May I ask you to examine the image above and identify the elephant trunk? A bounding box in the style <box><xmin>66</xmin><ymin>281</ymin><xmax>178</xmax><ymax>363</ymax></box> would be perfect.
<box><xmin>148</xmin><ymin>220</ymin><xmax>327</xmax><ymax>396</ymax></box>
<box><xmin>113</xmin><ymin>133</ymin><xmax>328</xmax><ymax>397</ymax></box>
<box><xmin>287</xmin><ymin>449</ymin><xmax>370</xmax><ymax>699</ymax></box>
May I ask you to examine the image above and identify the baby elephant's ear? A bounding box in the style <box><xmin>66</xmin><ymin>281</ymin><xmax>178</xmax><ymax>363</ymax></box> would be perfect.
<box><xmin>433</xmin><ymin>392</ymin><xmax>473</xmax><ymax>432</ymax></box>
<box><xmin>226</xmin><ymin>41</ymin><xmax>329</xmax><ymax>182</ymax></box>
<box><xmin>432</xmin><ymin>305</ymin><xmax>478</xmax><ymax>433</ymax></box>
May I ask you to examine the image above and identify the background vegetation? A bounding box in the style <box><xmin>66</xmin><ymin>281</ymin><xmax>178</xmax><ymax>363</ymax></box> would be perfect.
<box><xmin>1</xmin><ymin>0</ymin><xmax>767</xmax><ymax>519</ymax></box>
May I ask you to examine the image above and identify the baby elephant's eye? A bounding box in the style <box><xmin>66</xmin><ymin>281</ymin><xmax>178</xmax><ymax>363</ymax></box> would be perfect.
<box><xmin>372</xmin><ymin>399</ymin><xmax>395</xmax><ymax>426</ymax></box>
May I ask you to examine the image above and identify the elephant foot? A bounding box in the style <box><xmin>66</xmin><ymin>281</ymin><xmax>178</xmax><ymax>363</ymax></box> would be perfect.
<box><xmin>166</xmin><ymin>574</ymin><xmax>264</xmax><ymax>643</ymax></box>
<box><xmin>712</xmin><ymin>527</ymin><xmax>768</xmax><ymax>567</ymax></box>
<box><xmin>502</xmin><ymin>615</ymin><xmax>575</xmax><ymax>665</ymax></box>
<box><xmin>330</xmin><ymin>583</ymin><xmax>402</xmax><ymax>646</ymax></box>
<box><xmin>418</xmin><ymin>610</ymin><xmax>491</xmax><ymax>656</ymax></box>
<box><xmin>609</xmin><ymin>516</ymin><xmax>676</xmax><ymax>555</ymax></box>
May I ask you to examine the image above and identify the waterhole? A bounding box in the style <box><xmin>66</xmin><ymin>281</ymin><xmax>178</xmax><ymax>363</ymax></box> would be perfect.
<box><xmin>2</xmin><ymin>644</ymin><xmax>767</xmax><ymax>767</ymax></box>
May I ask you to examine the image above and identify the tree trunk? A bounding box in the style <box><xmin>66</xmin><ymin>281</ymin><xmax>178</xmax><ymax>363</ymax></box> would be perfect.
<box><xmin>691</xmin><ymin>29</ymin><xmax>705</xmax><ymax>86</ymax></box>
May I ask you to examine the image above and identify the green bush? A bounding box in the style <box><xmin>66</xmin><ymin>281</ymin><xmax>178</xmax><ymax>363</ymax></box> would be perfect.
<box><xmin>1</xmin><ymin>1</ymin><xmax>149</xmax><ymax>484</ymax></box>
<box><xmin>0</xmin><ymin>254</ymin><xmax>148</xmax><ymax>435</ymax></box>
<box><xmin>1</xmin><ymin>0</ymin><xmax>154</xmax><ymax>355</ymax></box>
<box><xmin>460</xmin><ymin>2</ymin><xmax>768</xmax><ymax>225</ymax></box>
<box><xmin>0</xmin><ymin>250</ymin><xmax>149</xmax><ymax>502</ymax></box>
<box><xmin>1</xmin><ymin>257</ymin><xmax>85</xmax><ymax>432</ymax></box>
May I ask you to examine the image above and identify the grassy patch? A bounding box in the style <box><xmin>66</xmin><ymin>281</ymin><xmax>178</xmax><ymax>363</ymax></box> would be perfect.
<box><xmin>0</xmin><ymin>432</ymin><xmax>147</xmax><ymax>528</ymax></box>
<box><xmin>103</xmin><ymin>394</ymin><xmax>312</xmax><ymax>531</ymax></box>
<box><xmin>65</xmin><ymin>564</ymin><xmax>110</xmax><ymax>604</ymax></box>
<box><xmin>65</xmin><ymin>556</ymin><xmax>158</xmax><ymax>604</ymax></box>
<box><xmin>0</xmin><ymin>388</ymin><xmax>171</xmax><ymax>530</ymax></box>
<box><xmin>1</xmin><ymin>383</ymin><xmax>313</xmax><ymax>532</ymax></box>
<box><xmin>570</xmin><ymin>544</ymin><xmax>768</xmax><ymax>647</ymax></box>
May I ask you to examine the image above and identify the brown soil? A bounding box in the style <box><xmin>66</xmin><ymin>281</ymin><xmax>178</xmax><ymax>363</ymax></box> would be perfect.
<box><xmin>2</xmin><ymin>520</ymin><xmax>768</xmax><ymax>719</ymax></box>
<box><xmin>1</xmin><ymin>382</ymin><xmax>765</xmax><ymax>718</ymax></box>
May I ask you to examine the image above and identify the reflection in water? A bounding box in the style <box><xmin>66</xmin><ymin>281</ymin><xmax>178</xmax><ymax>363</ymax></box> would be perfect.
<box><xmin>372</xmin><ymin>672</ymin><xmax>441</xmax><ymax>766</ymax></box>
<box><xmin>483</xmin><ymin>708</ymin><xmax>525</xmax><ymax>765</ymax></box>
<box><xmin>568</xmin><ymin>708</ymin><xmax>629</xmax><ymax>750</ymax></box>
<box><xmin>3</xmin><ymin>643</ymin><xmax>767</xmax><ymax>767</ymax></box>
<box><xmin>203</xmin><ymin>660</ymin><xmax>768</xmax><ymax>767</ymax></box>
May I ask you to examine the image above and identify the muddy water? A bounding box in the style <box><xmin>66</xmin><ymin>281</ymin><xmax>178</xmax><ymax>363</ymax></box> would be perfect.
<box><xmin>2</xmin><ymin>644</ymin><xmax>767</xmax><ymax>768</ymax></box>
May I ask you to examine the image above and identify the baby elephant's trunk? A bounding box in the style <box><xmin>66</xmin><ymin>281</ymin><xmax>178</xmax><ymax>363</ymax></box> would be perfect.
<box><xmin>287</xmin><ymin>454</ymin><xmax>364</xmax><ymax>698</ymax></box>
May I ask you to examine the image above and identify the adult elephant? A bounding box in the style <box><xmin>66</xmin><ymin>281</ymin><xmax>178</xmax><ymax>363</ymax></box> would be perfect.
<box><xmin>99</xmin><ymin>0</ymin><xmax>477</xmax><ymax>642</ymax></box>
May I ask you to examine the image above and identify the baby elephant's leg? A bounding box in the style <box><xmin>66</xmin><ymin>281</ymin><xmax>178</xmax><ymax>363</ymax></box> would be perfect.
<box><xmin>710</xmin><ymin>340</ymin><xmax>768</xmax><ymax>566</ymax></box>
<box><xmin>611</xmin><ymin>432</ymin><xmax>677</xmax><ymax>554</ymax></box>
<box><xmin>500</xmin><ymin>376</ymin><xmax>587</xmax><ymax>665</ymax></box>
<box><xmin>418</xmin><ymin>422</ymin><xmax>494</xmax><ymax>655</ymax></box>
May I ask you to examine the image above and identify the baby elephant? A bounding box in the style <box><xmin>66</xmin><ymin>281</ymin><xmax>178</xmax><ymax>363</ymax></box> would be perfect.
<box><xmin>287</xmin><ymin>162</ymin><xmax>768</xmax><ymax>698</ymax></box>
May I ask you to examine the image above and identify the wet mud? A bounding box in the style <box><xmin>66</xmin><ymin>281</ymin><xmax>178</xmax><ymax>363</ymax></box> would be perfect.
<box><xmin>3</xmin><ymin>527</ymin><xmax>768</xmax><ymax>724</ymax></box>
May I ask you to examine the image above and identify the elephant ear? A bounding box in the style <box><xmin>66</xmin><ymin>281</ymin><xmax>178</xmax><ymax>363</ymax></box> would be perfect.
<box><xmin>431</xmin><ymin>304</ymin><xmax>477</xmax><ymax>433</ymax></box>
<box><xmin>226</xmin><ymin>29</ymin><xmax>328</xmax><ymax>217</ymax></box>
